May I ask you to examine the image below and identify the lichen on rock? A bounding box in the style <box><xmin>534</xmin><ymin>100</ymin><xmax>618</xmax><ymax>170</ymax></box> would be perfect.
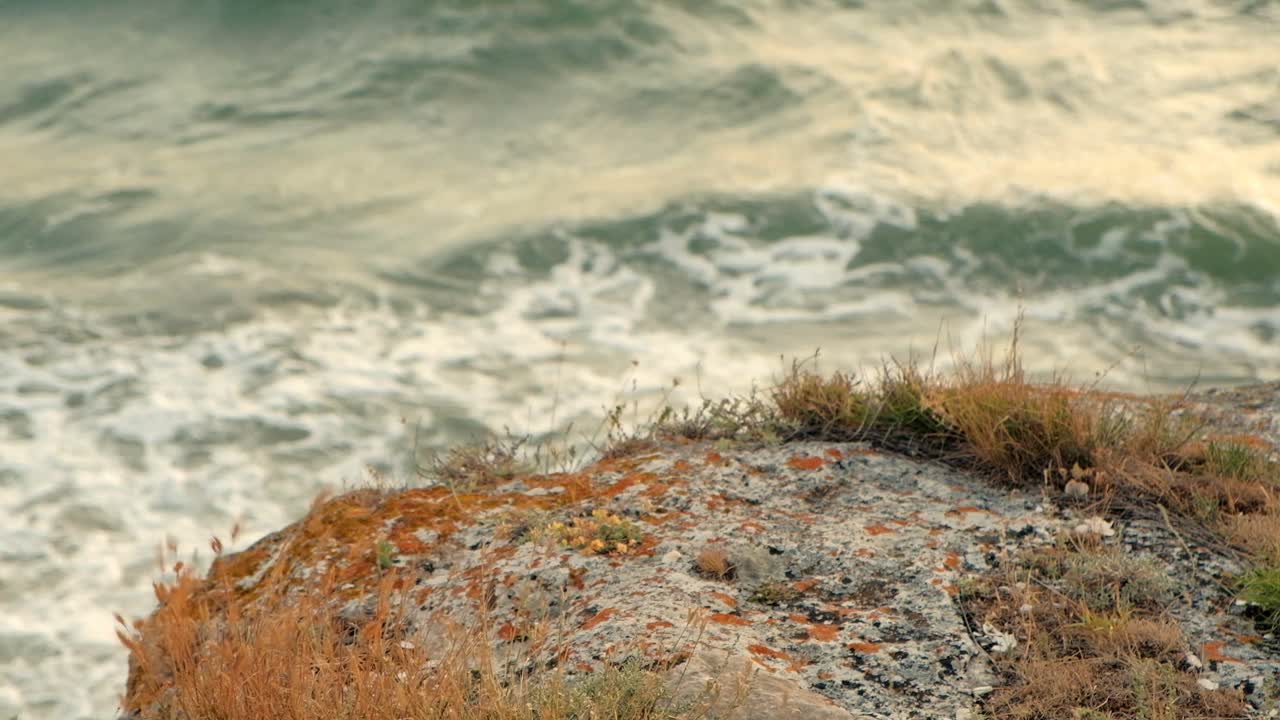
<box><xmin>117</xmin><ymin>379</ymin><xmax>1280</xmax><ymax>719</ymax></box>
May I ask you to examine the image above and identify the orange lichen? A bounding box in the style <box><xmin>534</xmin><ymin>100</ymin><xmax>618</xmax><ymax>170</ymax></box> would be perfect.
<box><xmin>600</xmin><ymin>471</ymin><xmax>661</xmax><ymax>498</ymax></box>
<box><xmin>709</xmin><ymin>592</ymin><xmax>737</xmax><ymax>608</ymax></box>
<box><xmin>746</xmin><ymin>644</ymin><xmax>805</xmax><ymax>672</ymax></box>
<box><xmin>787</xmin><ymin>456</ymin><xmax>825</xmax><ymax>471</ymax></box>
<box><xmin>824</xmin><ymin>448</ymin><xmax>845</xmax><ymax>460</ymax></box>
<box><xmin>848</xmin><ymin>642</ymin><xmax>881</xmax><ymax>654</ymax></box>
<box><xmin>864</xmin><ymin>525</ymin><xmax>895</xmax><ymax>536</ymax></box>
<box><xmin>746</xmin><ymin>644</ymin><xmax>787</xmax><ymax>661</ymax></box>
<box><xmin>581</xmin><ymin>608</ymin><xmax>618</xmax><ymax>631</ymax></box>
<box><xmin>807</xmin><ymin>624</ymin><xmax>841</xmax><ymax>642</ymax></box>
<box><xmin>1200</xmin><ymin>641</ymin><xmax>1243</xmax><ymax>663</ymax></box>
<box><xmin>709</xmin><ymin>613</ymin><xmax>753</xmax><ymax>627</ymax></box>
<box><xmin>822</xmin><ymin>604</ymin><xmax>862</xmax><ymax>619</ymax></box>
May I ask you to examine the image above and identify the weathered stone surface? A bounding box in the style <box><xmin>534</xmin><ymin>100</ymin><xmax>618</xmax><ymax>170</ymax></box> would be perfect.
<box><xmin>124</xmin><ymin>437</ymin><xmax>1280</xmax><ymax>718</ymax></box>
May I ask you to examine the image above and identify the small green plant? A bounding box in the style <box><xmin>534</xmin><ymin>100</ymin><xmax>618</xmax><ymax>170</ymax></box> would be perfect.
<box><xmin>875</xmin><ymin>361</ymin><xmax>947</xmax><ymax>437</ymax></box>
<box><xmin>748</xmin><ymin>582</ymin><xmax>803</xmax><ymax>606</ymax></box>
<box><xmin>952</xmin><ymin>576</ymin><xmax>993</xmax><ymax>604</ymax></box>
<box><xmin>1239</xmin><ymin>564</ymin><xmax>1280</xmax><ymax>632</ymax></box>
<box><xmin>1205</xmin><ymin>441</ymin><xmax>1264</xmax><ymax>481</ymax></box>
<box><xmin>1067</xmin><ymin>607</ymin><xmax>1132</xmax><ymax>638</ymax></box>
<box><xmin>1188</xmin><ymin>493</ymin><xmax>1222</xmax><ymax>524</ymax></box>
<box><xmin>375</xmin><ymin>540</ymin><xmax>396</xmax><ymax>570</ymax></box>
<box><xmin>538</xmin><ymin>509</ymin><xmax>645</xmax><ymax>555</ymax></box>
<box><xmin>1258</xmin><ymin>676</ymin><xmax>1280</xmax><ymax>714</ymax></box>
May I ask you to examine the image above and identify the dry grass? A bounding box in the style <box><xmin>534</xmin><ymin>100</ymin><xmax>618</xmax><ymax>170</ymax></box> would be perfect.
<box><xmin>693</xmin><ymin>545</ymin><xmax>735</xmax><ymax>581</ymax></box>
<box><xmin>1224</xmin><ymin>513</ymin><xmax>1280</xmax><ymax>563</ymax></box>
<box><xmin>418</xmin><ymin>434</ymin><xmax>529</xmax><ymax>492</ymax></box>
<box><xmin>655</xmin><ymin>328</ymin><xmax>1277</xmax><ymax>716</ymax></box>
<box><xmin>959</xmin><ymin>541</ymin><xmax>1252</xmax><ymax>720</ymax></box>
<box><xmin>665</xmin><ymin>330</ymin><xmax>1278</xmax><ymax>613</ymax></box>
<box><xmin>987</xmin><ymin>657</ymin><xmax>1246</xmax><ymax>720</ymax></box>
<box><xmin>117</xmin><ymin>559</ymin><xmax>705</xmax><ymax>720</ymax></box>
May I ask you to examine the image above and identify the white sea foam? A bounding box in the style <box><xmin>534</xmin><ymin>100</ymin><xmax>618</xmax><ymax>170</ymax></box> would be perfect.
<box><xmin>2</xmin><ymin>222</ymin><xmax>1279</xmax><ymax>716</ymax></box>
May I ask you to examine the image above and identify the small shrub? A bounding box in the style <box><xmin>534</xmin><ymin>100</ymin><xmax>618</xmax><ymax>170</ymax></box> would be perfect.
<box><xmin>771</xmin><ymin>364</ymin><xmax>871</xmax><ymax>440</ymax></box>
<box><xmin>529</xmin><ymin>659</ymin><xmax>689</xmax><ymax>720</ymax></box>
<box><xmin>659</xmin><ymin>394</ymin><xmax>777</xmax><ymax>444</ymax></box>
<box><xmin>420</xmin><ymin>435</ymin><xmax>528</xmax><ymax>491</ymax></box>
<box><xmin>694</xmin><ymin>546</ymin><xmax>735</xmax><ymax>580</ymax></box>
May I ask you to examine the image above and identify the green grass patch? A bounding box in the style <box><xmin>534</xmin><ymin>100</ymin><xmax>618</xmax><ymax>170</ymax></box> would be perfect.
<box><xmin>1240</xmin><ymin>565</ymin><xmax>1280</xmax><ymax>632</ymax></box>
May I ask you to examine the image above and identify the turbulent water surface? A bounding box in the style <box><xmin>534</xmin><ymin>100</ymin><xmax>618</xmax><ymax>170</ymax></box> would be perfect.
<box><xmin>2</xmin><ymin>1</ymin><xmax>1279</xmax><ymax>717</ymax></box>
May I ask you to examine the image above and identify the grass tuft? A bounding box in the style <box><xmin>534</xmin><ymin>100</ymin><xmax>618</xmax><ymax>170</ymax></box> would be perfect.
<box><xmin>770</xmin><ymin>364</ymin><xmax>872</xmax><ymax>441</ymax></box>
<box><xmin>1239</xmin><ymin>565</ymin><xmax>1280</xmax><ymax>633</ymax></box>
<box><xmin>1019</xmin><ymin>545</ymin><xmax>1175</xmax><ymax>614</ymax></box>
<box><xmin>694</xmin><ymin>545</ymin><xmax>735</xmax><ymax>581</ymax></box>
<box><xmin>961</xmin><ymin>541</ymin><xmax>1250</xmax><ymax>719</ymax></box>
<box><xmin>419</xmin><ymin>434</ymin><xmax>528</xmax><ymax>492</ymax></box>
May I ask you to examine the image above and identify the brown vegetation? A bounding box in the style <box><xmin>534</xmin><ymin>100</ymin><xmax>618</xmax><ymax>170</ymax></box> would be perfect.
<box><xmin>957</xmin><ymin>541</ymin><xmax>1250</xmax><ymax>719</ymax></box>
<box><xmin>118</xmin><ymin>327</ymin><xmax>1279</xmax><ymax>719</ymax></box>
<box><xmin>117</xmin><ymin>553</ymin><xmax>700</xmax><ymax>720</ymax></box>
<box><xmin>659</xmin><ymin>330</ymin><xmax>1278</xmax><ymax>717</ymax></box>
<box><xmin>693</xmin><ymin>545</ymin><xmax>735</xmax><ymax>580</ymax></box>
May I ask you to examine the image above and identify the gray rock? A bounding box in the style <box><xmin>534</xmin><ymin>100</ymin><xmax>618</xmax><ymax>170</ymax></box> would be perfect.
<box><xmin>122</xmin><ymin>439</ymin><xmax>1280</xmax><ymax>719</ymax></box>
